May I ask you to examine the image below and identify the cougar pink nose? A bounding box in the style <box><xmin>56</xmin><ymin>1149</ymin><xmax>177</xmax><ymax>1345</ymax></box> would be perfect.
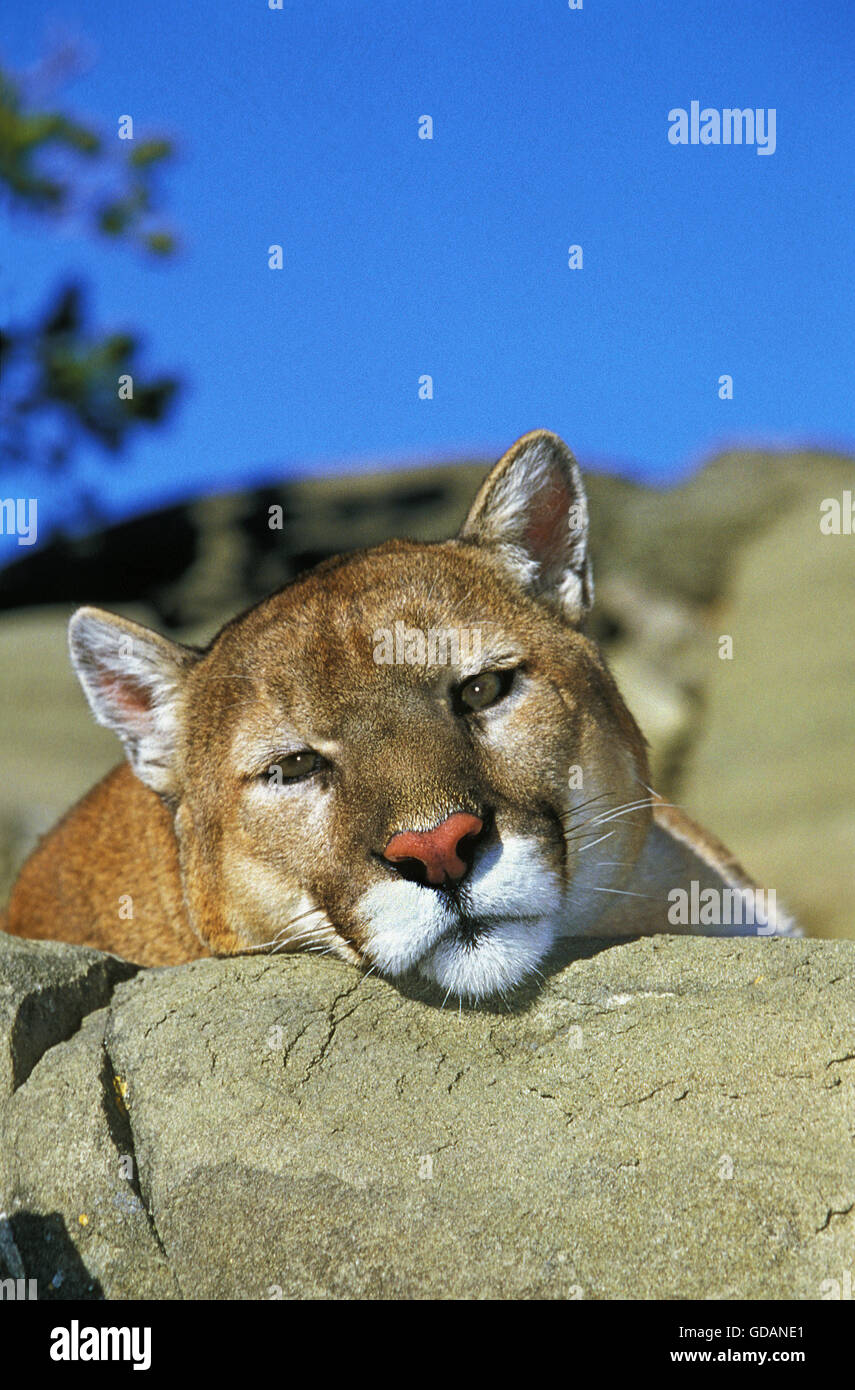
<box><xmin>383</xmin><ymin>813</ymin><xmax>484</xmax><ymax>886</ymax></box>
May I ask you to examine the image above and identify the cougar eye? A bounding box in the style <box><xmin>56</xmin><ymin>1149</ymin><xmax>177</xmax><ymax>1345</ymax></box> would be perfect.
<box><xmin>262</xmin><ymin>751</ymin><xmax>322</xmax><ymax>785</ymax></box>
<box><xmin>457</xmin><ymin>668</ymin><xmax>515</xmax><ymax>713</ymax></box>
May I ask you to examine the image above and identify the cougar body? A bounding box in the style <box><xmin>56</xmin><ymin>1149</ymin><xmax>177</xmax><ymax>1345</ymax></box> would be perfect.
<box><xmin>4</xmin><ymin>431</ymin><xmax>794</xmax><ymax>997</ymax></box>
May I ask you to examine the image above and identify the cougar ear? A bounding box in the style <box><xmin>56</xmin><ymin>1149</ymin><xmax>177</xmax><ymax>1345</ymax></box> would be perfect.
<box><xmin>459</xmin><ymin>430</ymin><xmax>593</xmax><ymax>623</ymax></box>
<box><xmin>69</xmin><ymin>606</ymin><xmax>200</xmax><ymax>797</ymax></box>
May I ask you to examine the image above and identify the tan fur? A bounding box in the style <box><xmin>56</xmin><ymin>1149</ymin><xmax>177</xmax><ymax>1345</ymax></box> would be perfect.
<box><xmin>7</xmin><ymin>766</ymin><xmax>208</xmax><ymax>965</ymax></box>
<box><xmin>4</xmin><ymin>431</ymin><xmax>793</xmax><ymax>990</ymax></box>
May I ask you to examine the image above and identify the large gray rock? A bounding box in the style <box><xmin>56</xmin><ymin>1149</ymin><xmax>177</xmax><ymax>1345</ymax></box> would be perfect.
<box><xmin>1</xmin><ymin>931</ymin><xmax>853</xmax><ymax>1299</ymax></box>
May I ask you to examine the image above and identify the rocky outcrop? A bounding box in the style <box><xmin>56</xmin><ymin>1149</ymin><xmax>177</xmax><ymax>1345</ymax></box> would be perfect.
<box><xmin>1</xmin><ymin>932</ymin><xmax>853</xmax><ymax>1299</ymax></box>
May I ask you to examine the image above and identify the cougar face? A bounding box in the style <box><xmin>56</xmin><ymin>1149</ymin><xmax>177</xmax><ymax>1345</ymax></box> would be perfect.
<box><xmin>69</xmin><ymin>431</ymin><xmax>651</xmax><ymax>1000</ymax></box>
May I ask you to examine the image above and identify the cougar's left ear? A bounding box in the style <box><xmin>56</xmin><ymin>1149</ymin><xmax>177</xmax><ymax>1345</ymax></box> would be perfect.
<box><xmin>458</xmin><ymin>429</ymin><xmax>593</xmax><ymax>623</ymax></box>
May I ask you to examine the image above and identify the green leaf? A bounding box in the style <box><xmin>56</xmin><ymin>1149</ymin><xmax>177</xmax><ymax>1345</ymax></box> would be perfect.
<box><xmin>143</xmin><ymin>230</ymin><xmax>176</xmax><ymax>256</ymax></box>
<box><xmin>128</xmin><ymin>138</ymin><xmax>173</xmax><ymax>168</ymax></box>
<box><xmin>98</xmin><ymin>199</ymin><xmax>134</xmax><ymax>236</ymax></box>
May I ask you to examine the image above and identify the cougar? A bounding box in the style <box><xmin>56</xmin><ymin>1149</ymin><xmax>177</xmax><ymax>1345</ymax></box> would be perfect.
<box><xmin>3</xmin><ymin>431</ymin><xmax>794</xmax><ymax>999</ymax></box>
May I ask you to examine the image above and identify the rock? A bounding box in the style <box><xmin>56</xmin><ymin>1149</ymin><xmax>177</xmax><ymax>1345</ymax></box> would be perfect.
<box><xmin>1</xmin><ymin>931</ymin><xmax>853</xmax><ymax>1299</ymax></box>
<box><xmin>680</xmin><ymin>488</ymin><xmax>855</xmax><ymax>939</ymax></box>
<box><xmin>0</xmin><ymin>1010</ymin><xmax>177</xmax><ymax>1299</ymax></box>
<box><xmin>0</xmin><ymin>934</ymin><xmax>136</xmax><ymax>1098</ymax></box>
<box><xmin>593</xmin><ymin>574</ymin><xmax>705</xmax><ymax>788</ymax></box>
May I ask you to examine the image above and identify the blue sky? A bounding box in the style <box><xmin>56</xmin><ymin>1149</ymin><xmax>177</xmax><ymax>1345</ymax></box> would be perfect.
<box><xmin>1</xmin><ymin>0</ymin><xmax>854</xmax><ymax>557</ymax></box>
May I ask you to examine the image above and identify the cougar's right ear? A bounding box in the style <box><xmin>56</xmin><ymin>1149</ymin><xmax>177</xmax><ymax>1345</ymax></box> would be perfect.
<box><xmin>69</xmin><ymin>606</ymin><xmax>201</xmax><ymax>797</ymax></box>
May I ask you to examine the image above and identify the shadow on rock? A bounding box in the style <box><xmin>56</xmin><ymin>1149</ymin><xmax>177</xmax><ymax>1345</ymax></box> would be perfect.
<box><xmin>1</xmin><ymin>1210</ymin><xmax>104</xmax><ymax>1299</ymax></box>
<box><xmin>382</xmin><ymin>935</ymin><xmax>634</xmax><ymax>1015</ymax></box>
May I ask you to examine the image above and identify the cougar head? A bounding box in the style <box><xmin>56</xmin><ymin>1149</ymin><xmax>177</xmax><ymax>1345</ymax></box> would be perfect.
<box><xmin>70</xmin><ymin>431</ymin><xmax>650</xmax><ymax>1000</ymax></box>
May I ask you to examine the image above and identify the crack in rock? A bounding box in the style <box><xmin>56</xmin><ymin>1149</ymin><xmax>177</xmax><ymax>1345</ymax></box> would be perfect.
<box><xmin>99</xmin><ymin>1034</ymin><xmax>181</xmax><ymax>1297</ymax></box>
<box><xmin>816</xmin><ymin>1202</ymin><xmax>855</xmax><ymax>1234</ymax></box>
<box><xmin>298</xmin><ymin>979</ymin><xmax>364</xmax><ymax>1091</ymax></box>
